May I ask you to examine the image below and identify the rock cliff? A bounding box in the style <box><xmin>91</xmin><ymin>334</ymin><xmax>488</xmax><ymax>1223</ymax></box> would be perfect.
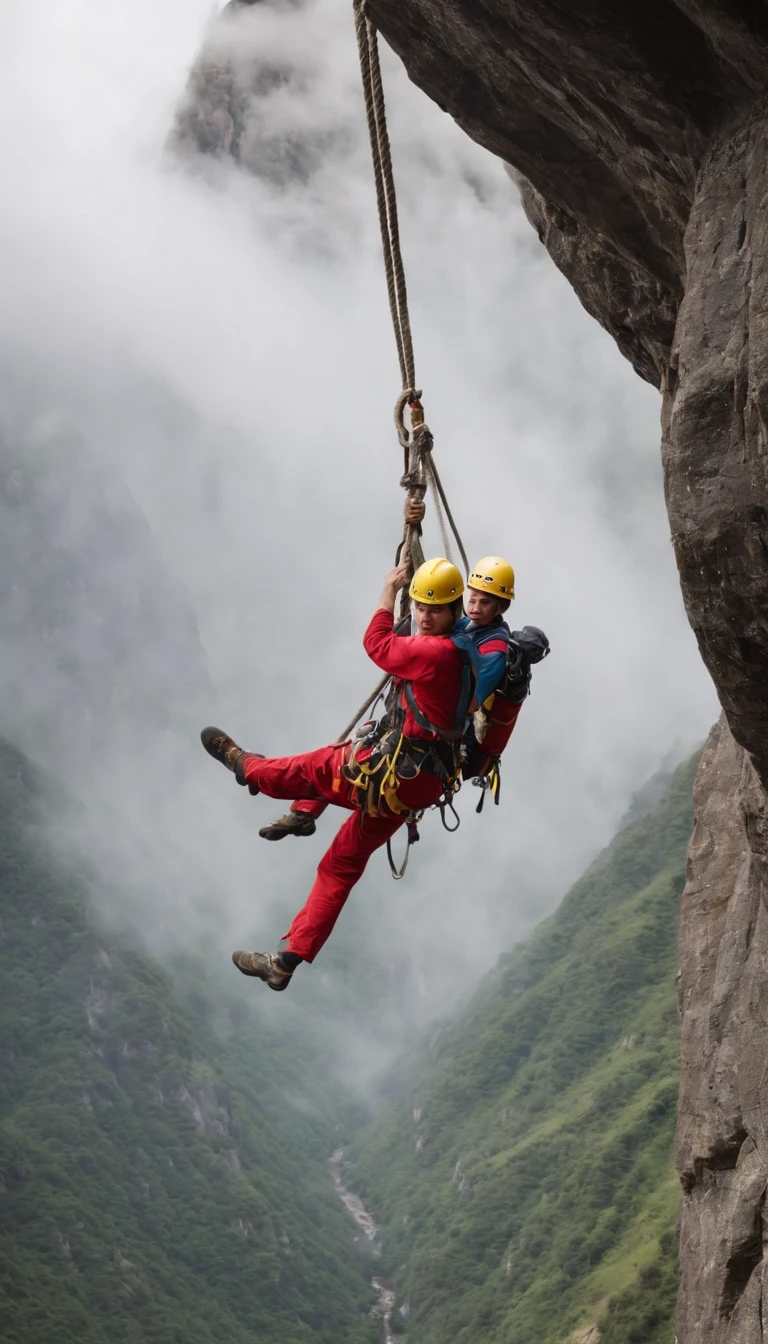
<box><xmin>677</xmin><ymin>715</ymin><xmax>768</xmax><ymax>1342</ymax></box>
<box><xmin>175</xmin><ymin>2</ymin><xmax>768</xmax><ymax>1335</ymax></box>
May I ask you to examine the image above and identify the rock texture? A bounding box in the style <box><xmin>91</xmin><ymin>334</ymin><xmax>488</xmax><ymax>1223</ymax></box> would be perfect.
<box><xmin>172</xmin><ymin>0</ymin><xmax>349</xmax><ymax>187</ymax></box>
<box><xmin>677</xmin><ymin>715</ymin><xmax>768</xmax><ymax>1342</ymax></box>
<box><xmin>175</xmin><ymin>3</ymin><xmax>768</xmax><ymax>1336</ymax></box>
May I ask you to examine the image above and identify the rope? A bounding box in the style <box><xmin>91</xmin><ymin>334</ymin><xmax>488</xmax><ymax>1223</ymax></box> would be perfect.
<box><xmin>354</xmin><ymin>3</ymin><xmax>470</xmax><ymax>583</ymax></box>
<box><xmin>332</xmin><ymin>612</ymin><xmax>411</xmax><ymax>743</ymax></box>
<box><xmin>354</xmin><ymin>0</ymin><xmax>415</xmax><ymax>396</ymax></box>
<box><xmin>426</xmin><ymin>455</ymin><xmax>470</xmax><ymax>576</ymax></box>
<box><xmin>335</xmin><ymin>673</ymin><xmax>391</xmax><ymax>745</ymax></box>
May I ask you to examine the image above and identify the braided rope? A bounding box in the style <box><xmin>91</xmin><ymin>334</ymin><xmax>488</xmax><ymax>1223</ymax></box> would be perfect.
<box><xmin>333</xmin><ymin>1</ymin><xmax>472</xmax><ymax>759</ymax></box>
<box><xmin>354</xmin><ymin>0</ymin><xmax>413</xmax><ymax>393</ymax></box>
<box><xmin>426</xmin><ymin>456</ymin><xmax>470</xmax><ymax>576</ymax></box>
<box><xmin>365</xmin><ymin>19</ymin><xmax>415</xmax><ymax>390</ymax></box>
<box><xmin>354</xmin><ymin>0</ymin><xmax>470</xmax><ymax>585</ymax></box>
<box><xmin>335</xmin><ymin>673</ymin><xmax>390</xmax><ymax>745</ymax></box>
<box><xmin>425</xmin><ymin>456</ymin><xmax>455</xmax><ymax>565</ymax></box>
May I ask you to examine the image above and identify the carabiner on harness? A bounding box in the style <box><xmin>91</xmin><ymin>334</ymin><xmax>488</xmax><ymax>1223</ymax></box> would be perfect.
<box><xmin>387</xmin><ymin>813</ymin><xmax>423</xmax><ymax>880</ymax></box>
<box><xmin>437</xmin><ymin>796</ymin><xmax>461</xmax><ymax>832</ymax></box>
<box><xmin>472</xmin><ymin>759</ymin><xmax>501</xmax><ymax>813</ymax></box>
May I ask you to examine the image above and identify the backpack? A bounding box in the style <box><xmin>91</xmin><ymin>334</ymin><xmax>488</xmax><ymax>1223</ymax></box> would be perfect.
<box><xmin>501</xmin><ymin>625</ymin><xmax>551</xmax><ymax>703</ymax></box>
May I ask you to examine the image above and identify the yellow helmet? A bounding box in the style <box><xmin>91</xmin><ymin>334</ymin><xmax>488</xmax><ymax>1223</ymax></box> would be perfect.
<box><xmin>409</xmin><ymin>557</ymin><xmax>464</xmax><ymax>606</ymax></box>
<box><xmin>468</xmin><ymin>555</ymin><xmax>515</xmax><ymax>600</ymax></box>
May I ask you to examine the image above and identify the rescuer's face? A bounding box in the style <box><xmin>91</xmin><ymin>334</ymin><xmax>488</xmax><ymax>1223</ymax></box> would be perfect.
<box><xmin>466</xmin><ymin>589</ymin><xmax>504</xmax><ymax>624</ymax></box>
<box><xmin>412</xmin><ymin>601</ymin><xmax>455</xmax><ymax>636</ymax></box>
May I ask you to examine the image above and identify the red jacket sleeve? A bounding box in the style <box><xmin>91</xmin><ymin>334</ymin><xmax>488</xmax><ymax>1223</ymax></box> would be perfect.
<box><xmin>363</xmin><ymin>607</ymin><xmax>452</xmax><ymax>680</ymax></box>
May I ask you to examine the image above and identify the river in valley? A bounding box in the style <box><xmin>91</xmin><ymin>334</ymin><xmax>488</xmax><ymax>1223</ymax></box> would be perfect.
<box><xmin>329</xmin><ymin>1147</ymin><xmax>396</xmax><ymax>1343</ymax></box>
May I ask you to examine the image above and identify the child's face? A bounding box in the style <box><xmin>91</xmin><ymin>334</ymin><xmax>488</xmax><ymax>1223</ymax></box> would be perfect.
<box><xmin>466</xmin><ymin>590</ymin><xmax>504</xmax><ymax>625</ymax></box>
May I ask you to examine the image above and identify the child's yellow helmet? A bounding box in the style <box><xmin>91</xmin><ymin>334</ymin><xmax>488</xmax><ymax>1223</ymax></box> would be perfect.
<box><xmin>468</xmin><ymin>556</ymin><xmax>515</xmax><ymax>600</ymax></box>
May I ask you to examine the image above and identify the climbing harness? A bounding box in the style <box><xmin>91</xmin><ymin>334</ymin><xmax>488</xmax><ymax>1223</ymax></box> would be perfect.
<box><xmin>342</xmin><ymin>681</ymin><xmax>464</xmax><ymax>819</ymax></box>
<box><xmin>341</xmin><ymin>646</ymin><xmax>470</xmax><ymax>889</ymax></box>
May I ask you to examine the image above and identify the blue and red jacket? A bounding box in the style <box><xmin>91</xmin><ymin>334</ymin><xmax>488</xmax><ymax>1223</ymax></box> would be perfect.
<box><xmin>454</xmin><ymin>614</ymin><xmax>511</xmax><ymax>708</ymax></box>
<box><xmin>453</xmin><ymin>614</ymin><xmax>527</xmax><ymax>770</ymax></box>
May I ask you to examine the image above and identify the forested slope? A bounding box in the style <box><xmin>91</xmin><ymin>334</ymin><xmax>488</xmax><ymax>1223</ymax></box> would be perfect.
<box><xmin>348</xmin><ymin>755</ymin><xmax>698</xmax><ymax>1344</ymax></box>
<box><xmin>0</xmin><ymin>738</ymin><xmax>376</xmax><ymax>1344</ymax></box>
<box><xmin>0</xmin><ymin>723</ymin><xmax>701</xmax><ymax>1344</ymax></box>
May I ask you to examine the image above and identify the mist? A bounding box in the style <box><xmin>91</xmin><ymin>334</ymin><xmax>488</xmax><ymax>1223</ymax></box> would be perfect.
<box><xmin>0</xmin><ymin>0</ymin><xmax>717</xmax><ymax>1069</ymax></box>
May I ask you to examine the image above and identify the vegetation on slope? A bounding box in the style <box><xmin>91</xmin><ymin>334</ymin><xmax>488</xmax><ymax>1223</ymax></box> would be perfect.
<box><xmin>348</xmin><ymin>754</ymin><xmax>698</xmax><ymax>1344</ymax></box>
<box><xmin>0</xmin><ymin>739</ymin><xmax>377</xmax><ymax>1344</ymax></box>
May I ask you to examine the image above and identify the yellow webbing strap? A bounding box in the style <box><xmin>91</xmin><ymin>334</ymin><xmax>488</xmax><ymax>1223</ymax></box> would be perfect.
<box><xmin>344</xmin><ymin>732</ymin><xmax>414</xmax><ymax>817</ymax></box>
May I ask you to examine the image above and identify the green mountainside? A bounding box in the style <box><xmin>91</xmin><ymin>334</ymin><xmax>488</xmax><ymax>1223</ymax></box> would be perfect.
<box><xmin>0</xmin><ymin>738</ymin><xmax>377</xmax><ymax>1344</ymax></box>
<box><xmin>0</xmin><ymin>722</ymin><xmax>698</xmax><ymax>1344</ymax></box>
<box><xmin>348</xmin><ymin>754</ymin><xmax>698</xmax><ymax>1344</ymax></box>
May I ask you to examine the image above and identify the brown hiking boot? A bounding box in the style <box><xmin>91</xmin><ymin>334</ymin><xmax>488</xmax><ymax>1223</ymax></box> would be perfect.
<box><xmin>231</xmin><ymin>950</ymin><xmax>294</xmax><ymax>992</ymax></box>
<box><xmin>200</xmin><ymin>726</ymin><xmax>264</xmax><ymax>789</ymax></box>
<box><xmin>259</xmin><ymin>812</ymin><xmax>317</xmax><ymax>842</ymax></box>
<box><xmin>201</xmin><ymin>726</ymin><xmax>244</xmax><ymax>772</ymax></box>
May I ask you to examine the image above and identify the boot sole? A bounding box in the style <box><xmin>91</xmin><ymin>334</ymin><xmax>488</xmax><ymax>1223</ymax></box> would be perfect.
<box><xmin>258</xmin><ymin>822</ymin><xmax>316</xmax><ymax>841</ymax></box>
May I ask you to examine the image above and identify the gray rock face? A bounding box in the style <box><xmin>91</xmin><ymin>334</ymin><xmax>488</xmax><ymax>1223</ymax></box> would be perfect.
<box><xmin>664</xmin><ymin>117</ymin><xmax>768</xmax><ymax>789</ymax></box>
<box><xmin>366</xmin><ymin>0</ymin><xmax>754</xmax><ymax>386</ymax></box>
<box><xmin>677</xmin><ymin>716</ymin><xmax>768</xmax><ymax>1341</ymax></box>
<box><xmin>172</xmin><ymin>0</ymin><xmax>350</xmax><ymax>188</ymax></box>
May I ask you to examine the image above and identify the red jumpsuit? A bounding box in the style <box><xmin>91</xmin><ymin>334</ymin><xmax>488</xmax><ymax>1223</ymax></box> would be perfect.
<box><xmin>286</xmin><ymin>620</ymin><xmax>519</xmax><ymax>817</ymax></box>
<box><xmin>241</xmin><ymin>607</ymin><xmax>464</xmax><ymax>963</ymax></box>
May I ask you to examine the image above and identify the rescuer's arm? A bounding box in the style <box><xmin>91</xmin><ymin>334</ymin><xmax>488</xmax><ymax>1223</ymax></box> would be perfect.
<box><xmin>377</xmin><ymin>562</ymin><xmax>411</xmax><ymax>614</ymax></box>
<box><xmin>364</xmin><ymin>608</ymin><xmax>447</xmax><ymax>678</ymax></box>
<box><xmin>365</xmin><ymin>566</ymin><xmax>449</xmax><ymax>679</ymax></box>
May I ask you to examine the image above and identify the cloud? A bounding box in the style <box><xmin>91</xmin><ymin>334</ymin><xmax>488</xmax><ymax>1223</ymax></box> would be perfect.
<box><xmin>0</xmin><ymin>0</ymin><xmax>717</xmax><ymax>1055</ymax></box>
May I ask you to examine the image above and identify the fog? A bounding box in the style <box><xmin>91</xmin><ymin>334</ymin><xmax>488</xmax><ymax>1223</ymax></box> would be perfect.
<box><xmin>0</xmin><ymin>0</ymin><xmax>717</xmax><ymax>1068</ymax></box>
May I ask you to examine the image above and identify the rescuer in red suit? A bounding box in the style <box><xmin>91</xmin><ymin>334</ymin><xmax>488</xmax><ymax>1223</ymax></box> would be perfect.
<box><xmin>260</xmin><ymin>502</ymin><xmax>523</xmax><ymax>842</ymax></box>
<box><xmin>200</xmin><ymin>556</ymin><xmax>468</xmax><ymax>991</ymax></box>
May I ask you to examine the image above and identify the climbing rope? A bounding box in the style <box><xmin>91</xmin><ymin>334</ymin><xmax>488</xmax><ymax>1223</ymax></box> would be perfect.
<box><xmin>335</xmin><ymin>674</ymin><xmax>391</xmax><ymax>746</ymax></box>
<box><xmin>353</xmin><ymin>0</ymin><xmax>469</xmax><ymax>596</ymax></box>
<box><xmin>354</xmin><ymin>0</ymin><xmax>415</xmax><ymax>398</ymax></box>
